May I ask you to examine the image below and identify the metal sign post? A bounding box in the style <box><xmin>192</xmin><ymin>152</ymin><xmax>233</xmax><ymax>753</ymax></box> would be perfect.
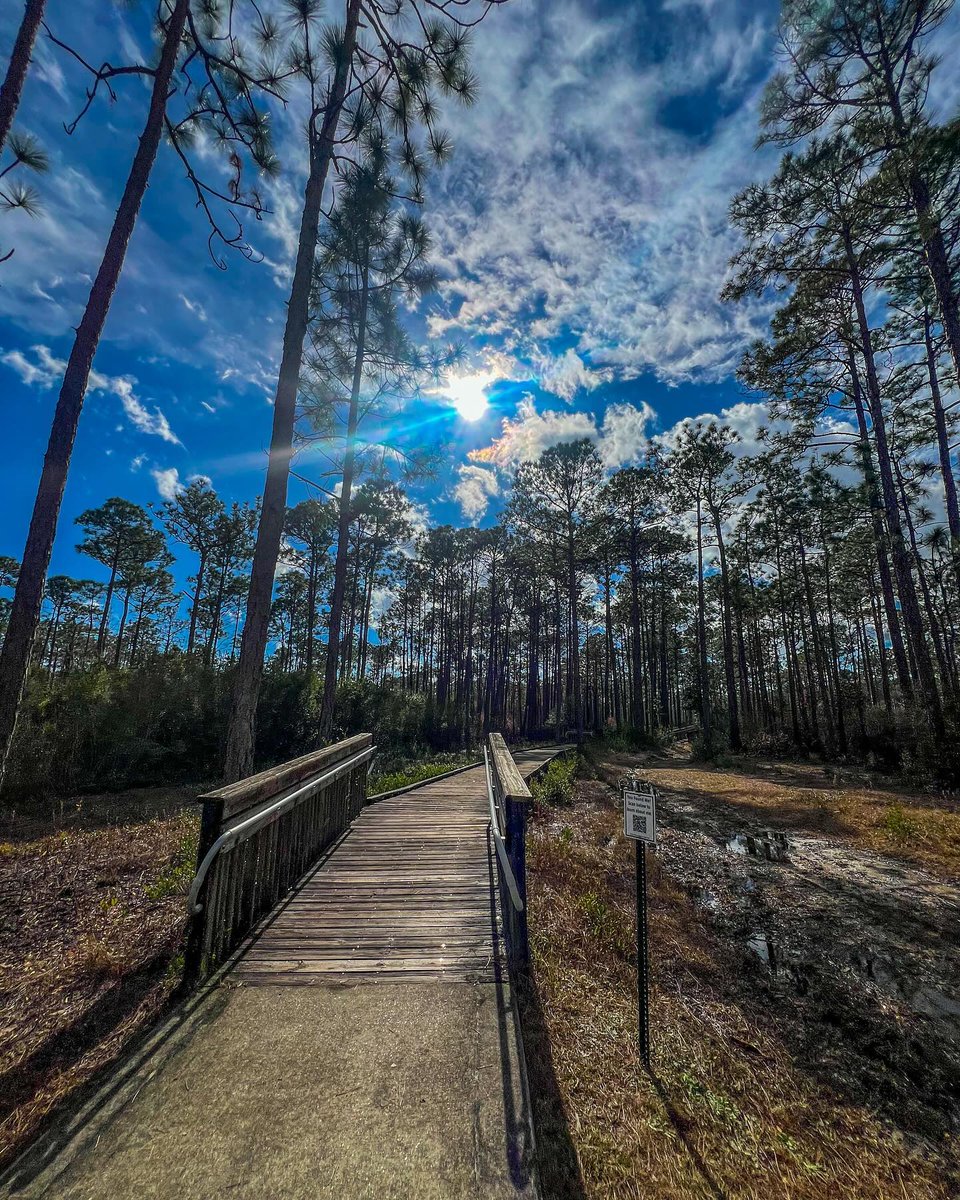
<box><xmin>621</xmin><ymin>776</ymin><xmax>658</xmax><ymax>1067</ymax></box>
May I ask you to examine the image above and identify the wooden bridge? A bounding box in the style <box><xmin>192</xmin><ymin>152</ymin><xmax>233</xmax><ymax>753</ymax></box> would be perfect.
<box><xmin>233</xmin><ymin>744</ymin><xmax>560</xmax><ymax>986</ymax></box>
<box><xmin>3</xmin><ymin>735</ymin><xmax>570</xmax><ymax>1200</ymax></box>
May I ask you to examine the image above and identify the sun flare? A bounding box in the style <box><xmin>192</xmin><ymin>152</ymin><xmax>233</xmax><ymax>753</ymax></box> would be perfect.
<box><xmin>445</xmin><ymin>372</ymin><xmax>493</xmax><ymax>422</ymax></box>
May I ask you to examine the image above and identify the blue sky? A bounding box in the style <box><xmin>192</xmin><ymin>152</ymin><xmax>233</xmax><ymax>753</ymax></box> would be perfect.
<box><xmin>8</xmin><ymin>0</ymin><xmax>947</xmax><ymax>595</ymax></box>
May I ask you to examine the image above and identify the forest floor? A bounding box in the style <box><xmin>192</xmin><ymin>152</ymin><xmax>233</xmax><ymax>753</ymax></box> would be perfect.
<box><xmin>0</xmin><ymin>786</ymin><xmax>201</xmax><ymax>1169</ymax></box>
<box><xmin>522</xmin><ymin>745</ymin><xmax>960</xmax><ymax>1200</ymax></box>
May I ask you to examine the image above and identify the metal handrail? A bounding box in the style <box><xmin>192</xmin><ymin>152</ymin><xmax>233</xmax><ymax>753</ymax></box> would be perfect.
<box><xmin>484</xmin><ymin>746</ymin><xmax>524</xmax><ymax>913</ymax></box>
<box><xmin>187</xmin><ymin>745</ymin><xmax>375</xmax><ymax>915</ymax></box>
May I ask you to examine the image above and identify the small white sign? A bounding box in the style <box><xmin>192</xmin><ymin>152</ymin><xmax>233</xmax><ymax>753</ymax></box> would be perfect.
<box><xmin>623</xmin><ymin>786</ymin><xmax>657</xmax><ymax>844</ymax></box>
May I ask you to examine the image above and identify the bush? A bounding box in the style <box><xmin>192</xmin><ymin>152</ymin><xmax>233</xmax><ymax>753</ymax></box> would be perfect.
<box><xmin>530</xmin><ymin>754</ymin><xmax>578</xmax><ymax>806</ymax></box>
<box><xmin>5</xmin><ymin>659</ymin><xmax>231</xmax><ymax>801</ymax></box>
<box><xmin>3</xmin><ymin>664</ymin><xmax>449</xmax><ymax>804</ymax></box>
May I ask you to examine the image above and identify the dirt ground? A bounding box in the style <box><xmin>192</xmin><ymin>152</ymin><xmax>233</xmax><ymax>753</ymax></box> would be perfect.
<box><xmin>636</xmin><ymin>754</ymin><xmax>960</xmax><ymax>1111</ymax></box>
<box><xmin>522</xmin><ymin>748</ymin><xmax>960</xmax><ymax>1200</ymax></box>
<box><xmin>0</xmin><ymin>789</ymin><xmax>200</xmax><ymax>1168</ymax></box>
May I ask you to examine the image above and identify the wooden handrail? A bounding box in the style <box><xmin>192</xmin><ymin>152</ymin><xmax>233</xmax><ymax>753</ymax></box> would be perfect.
<box><xmin>486</xmin><ymin>733</ymin><xmax>532</xmax><ymax>974</ymax></box>
<box><xmin>198</xmin><ymin>733</ymin><xmax>372</xmax><ymax>820</ymax></box>
<box><xmin>185</xmin><ymin>734</ymin><xmax>373</xmax><ymax>980</ymax></box>
<box><xmin>484</xmin><ymin>748</ymin><xmax>524</xmax><ymax>913</ymax></box>
<box><xmin>488</xmin><ymin>733</ymin><xmax>531</xmax><ymax>807</ymax></box>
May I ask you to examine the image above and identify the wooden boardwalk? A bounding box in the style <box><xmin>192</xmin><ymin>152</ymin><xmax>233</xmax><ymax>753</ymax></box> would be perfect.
<box><xmin>235</xmin><ymin>747</ymin><xmax>561</xmax><ymax>986</ymax></box>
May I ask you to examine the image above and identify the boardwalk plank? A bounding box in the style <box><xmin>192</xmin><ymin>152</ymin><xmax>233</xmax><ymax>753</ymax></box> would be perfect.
<box><xmin>233</xmin><ymin>749</ymin><xmax>563</xmax><ymax>986</ymax></box>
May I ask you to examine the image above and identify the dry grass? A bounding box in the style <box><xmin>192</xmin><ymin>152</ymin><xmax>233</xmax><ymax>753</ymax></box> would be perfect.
<box><xmin>522</xmin><ymin>778</ymin><xmax>958</xmax><ymax>1200</ymax></box>
<box><xmin>633</xmin><ymin>759</ymin><xmax>960</xmax><ymax>879</ymax></box>
<box><xmin>0</xmin><ymin>811</ymin><xmax>198</xmax><ymax>1168</ymax></box>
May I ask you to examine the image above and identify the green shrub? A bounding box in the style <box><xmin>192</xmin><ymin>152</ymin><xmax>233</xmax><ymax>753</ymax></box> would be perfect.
<box><xmin>880</xmin><ymin>803</ymin><xmax>917</xmax><ymax>842</ymax></box>
<box><xmin>530</xmin><ymin>754</ymin><xmax>578</xmax><ymax>806</ymax></box>
<box><xmin>369</xmin><ymin>753</ymin><xmax>476</xmax><ymax>794</ymax></box>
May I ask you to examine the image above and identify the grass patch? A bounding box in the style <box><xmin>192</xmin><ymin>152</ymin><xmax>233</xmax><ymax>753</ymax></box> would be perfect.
<box><xmin>879</xmin><ymin>802</ymin><xmax>918</xmax><ymax>842</ymax></box>
<box><xmin>143</xmin><ymin>825</ymin><xmax>198</xmax><ymax>900</ymax></box>
<box><xmin>638</xmin><ymin>760</ymin><xmax>960</xmax><ymax>878</ymax></box>
<box><xmin>369</xmin><ymin>752</ymin><xmax>477</xmax><ymax>794</ymax></box>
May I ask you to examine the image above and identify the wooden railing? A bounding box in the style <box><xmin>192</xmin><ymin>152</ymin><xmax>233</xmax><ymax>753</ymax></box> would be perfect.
<box><xmin>485</xmin><ymin>733</ymin><xmax>532</xmax><ymax>975</ymax></box>
<box><xmin>185</xmin><ymin>733</ymin><xmax>374</xmax><ymax>978</ymax></box>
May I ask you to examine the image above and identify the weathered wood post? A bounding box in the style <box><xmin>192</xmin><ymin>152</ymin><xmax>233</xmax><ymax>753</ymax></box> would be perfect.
<box><xmin>183</xmin><ymin>793</ymin><xmax>224</xmax><ymax>983</ymax></box>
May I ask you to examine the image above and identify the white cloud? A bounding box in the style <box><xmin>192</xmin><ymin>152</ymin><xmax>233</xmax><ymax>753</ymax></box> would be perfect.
<box><xmin>0</xmin><ymin>344</ymin><xmax>182</xmax><ymax>445</ymax></box>
<box><xmin>179</xmin><ymin>293</ymin><xmax>208</xmax><ymax>322</ymax></box>
<box><xmin>151</xmin><ymin>466</ymin><xmax>183</xmax><ymax>500</ymax></box>
<box><xmin>426</xmin><ymin>0</ymin><xmax>778</xmax><ymax>385</ymax></box>
<box><xmin>404</xmin><ymin>500</ymin><xmax>431</xmax><ymax>540</ymax></box>
<box><xmin>1</xmin><ymin>344</ymin><xmax>63</xmax><ymax>387</ymax></box>
<box><xmin>654</xmin><ymin>399</ymin><xmax>782</xmax><ymax>457</ymax></box>
<box><xmin>470</xmin><ymin>396</ymin><xmax>655</xmax><ymax>471</ymax></box>
<box><xmin>598</xmin><ymin>401</ymin><xmax>657</xmax><ymax>468</ymax></box>
<box><xmin>369</xmin><ymin>586</ymin><xmax>397</xmax><ymax>632</ymax></box>
<box><xmin>453</xmin><ymin>464</ymin><xmax>501</xmax><ymax>523</ymax></box>
<box><xmin>471</xmin><ymin>397</ymin><xmax>596</xmax><ymax>467</ymax></box>
<box><xmin>536</xmin><ymin>348</ymin><xmax>603</xmax><ymax>402</ymax></box>
<box><xmin>111</xmin><ymin>377</ymin><xmax>182</xmax><ymax>445</ymax></box>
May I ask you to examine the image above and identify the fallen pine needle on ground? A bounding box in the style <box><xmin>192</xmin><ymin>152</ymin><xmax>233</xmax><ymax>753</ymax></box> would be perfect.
<box><xmin>0</xmin><ymin>805</ymin><xmax>199</xmax><ymax>1168</ymax></box>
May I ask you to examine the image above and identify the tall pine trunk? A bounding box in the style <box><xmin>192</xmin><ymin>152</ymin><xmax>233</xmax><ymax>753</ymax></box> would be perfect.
<box><xmin>224</xmin><ymin>0</ymin><xmax>362</xmax><ymax>780</ymax></box>
<box><xmin>0</xmin><ymin>0</ymin><xmax>189</xmax><ymax>789</ymax></box>
<box><xmin>923</xmin><ymin>312</ymin><xmax>960</xmax><ymax>590</ymax></box>
<box><xmin>319</xmin><ymin>262</ymin><xmax>369</xmax><ymax>736</ymax></box>
<box><xmin>0</xmin><ymin>0</ymin><xmax>46</xmax><ymax>156</ymax></box>
<box><xmin>187</xmin><ymin>551</ymin><xmax>208</xmax><ymax>656</ymax></box>
<box><xmin>709</xmin><ymin>507</ymin><xmax>741</xmax><ymax>751</ymax></box>
<box><xmin>845</xmin><ymin>233</ymin><xmax>943</xmax><ymax>735</ymax></box>
<box><xmin>694</xmin><ymin>499</ymin><xmax>712</xmax><ymax>744</ymax></box>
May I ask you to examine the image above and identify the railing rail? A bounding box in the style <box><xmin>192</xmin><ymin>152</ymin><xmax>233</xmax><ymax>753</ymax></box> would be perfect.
<box><xmin>485</xmin><ymin>733</ymin><xmax>532</xmax><ymax>974</ymax></box>
<box><xmin>185</xmin><ymin>733</ymin><xmax>373</xmax><ymax>979</ymax></box>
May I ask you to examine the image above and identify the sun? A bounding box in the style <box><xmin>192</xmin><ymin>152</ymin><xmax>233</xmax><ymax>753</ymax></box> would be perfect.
<box><xmin>445</xmin><ymin>372</ymin><xmax>493</xmax><ymax>422</ymax></box>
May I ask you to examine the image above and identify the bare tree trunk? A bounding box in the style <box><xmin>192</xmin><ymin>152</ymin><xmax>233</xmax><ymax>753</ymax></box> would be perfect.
<box><xmin>224</xmin><ymin>0</ymin><xmax>361</xmax><ymax>781</ymax></box>
<box><xmin>924</xmin><ymin>311</ymin><xmax>960</xmax><ymax>590</ymax></box>
<box><xmin>848</xmin><ymin>348</ymin><xmax>911</xmax><ymax>695</ymax></box>
<box><xmin>186</xmin><ymin>551</ymin><xmax>208</xmax><ymax>657</ymax></box>
<box><xmin>113</xmin><ymin>586</ymin><xmax>132</xmax><ymax>667</ymax></box>
<box><xmin>845</xmin><ymin>236</ymin><xmax>943</xmax><ymax>735</ymax></box>
<box><xmin>304</xmin><ymin>546</ymin><xmax>317</xmax><ymax>678</ymax></box>
<box><xmin>694</xmin><ymin>500</ymin><xmax>711</xmax><ymax>744</ymax></box>
<box><xmin>319</xmin><ymin>262</ymin><xmax>369</xmax><ymax>737</ymax></box>
<box><xmin>0</xmin><ymin>0</ymin><xmax>189</xmax><ymax>791</ymax></box>
<box><xmin>96</xmin><ymin>552</ymin><xmax>120</xmax><ymax>656</ymax></box>
<box><xmin>0</xmin><ymin>0</ymin><xmax>46</xmax><ymax>156</ymax></box>
<box><xmin>710</xmin><ymin>508</ymin><xmax>741</xmax><ymax>751</ymax></box>
<box><xmin>566</xmin><ymin>521</ymin><xmax>582</xmax><ymax>739</ymax></box>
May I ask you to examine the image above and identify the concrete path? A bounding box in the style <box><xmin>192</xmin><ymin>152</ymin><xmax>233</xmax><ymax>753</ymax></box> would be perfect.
<box><xmin>1</xmin><ymin>749</ymin><xmax>565</xmax><ymax>1200</ymax></box>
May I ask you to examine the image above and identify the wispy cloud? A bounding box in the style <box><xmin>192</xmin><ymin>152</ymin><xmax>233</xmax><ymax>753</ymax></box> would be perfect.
<box><xmin>2</xmin><ymin>343</ymin><xmax>182</xmax><ymax>446</ymax></box>
<box><xmin>179</xmin><ymin>293</ymin><xmax>208</xmax><ymax>322</ymax></box>
<box><xmin>111</xmin><ymin>377</ymin><xmax>181</xmax><ymax>445</ymax></box>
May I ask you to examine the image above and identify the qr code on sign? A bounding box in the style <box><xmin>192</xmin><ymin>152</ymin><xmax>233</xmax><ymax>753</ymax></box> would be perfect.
<box><xmin>631</xmin><ymin>814</ymin><xmax>648</xmax><ymax>836</ymax></box>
